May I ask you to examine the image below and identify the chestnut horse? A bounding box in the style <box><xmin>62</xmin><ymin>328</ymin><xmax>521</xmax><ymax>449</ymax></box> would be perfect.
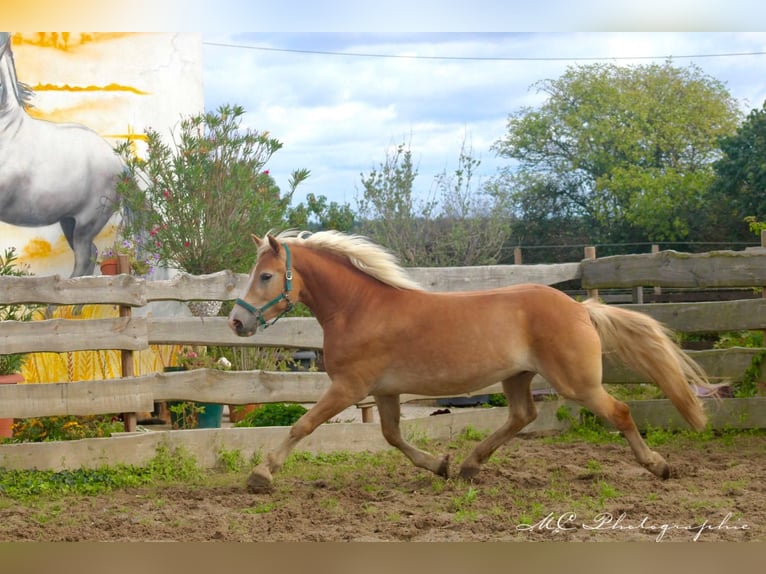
<box><xmin>228</xmin><ymin>230</ymin><xmax>711</xmax><ymax>494</ymax></box>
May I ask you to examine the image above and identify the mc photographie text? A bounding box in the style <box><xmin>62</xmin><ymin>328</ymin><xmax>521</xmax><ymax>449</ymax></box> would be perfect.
<box><xmin>516</xmin><ymin>511</ymin><xmax>748</xmax><ymax>542</ymax></box>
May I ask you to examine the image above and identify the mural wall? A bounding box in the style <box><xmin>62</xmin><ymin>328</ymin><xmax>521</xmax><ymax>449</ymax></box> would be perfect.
<box><xmin>2</xmin><ymin>32</ymin><xmax>203</xmax><ymax>276</ymax></box>
<box><xmin>1</xmin><ymin>33</ymin><xmax>204</xmax><ymax>387</ymax></box>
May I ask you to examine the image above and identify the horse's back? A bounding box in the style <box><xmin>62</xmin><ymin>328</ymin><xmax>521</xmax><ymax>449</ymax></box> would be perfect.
<box><xmin>352</xmin><ymin>283</ymin><xmax>596</xmax><ymax>396</ymax></box>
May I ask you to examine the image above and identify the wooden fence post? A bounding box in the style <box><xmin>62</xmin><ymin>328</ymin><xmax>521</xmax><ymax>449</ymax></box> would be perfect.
<box><xmin>513</xmin><ymin>247</ymin><xmax>523</xmax><ymax>265</ymax></box>
<box><xmin>584</xmin><ymin>246</ymin><xmax>598</xmax><ymax>300</ymax></box>
<box><xmin>118</xmin><ymin>254</ymin><xmax>137</xmax><ymax>433</ymax></box>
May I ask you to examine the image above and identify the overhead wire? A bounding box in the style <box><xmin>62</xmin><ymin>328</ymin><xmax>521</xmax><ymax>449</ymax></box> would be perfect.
<box><xmin>203</xmin><ymin>40</ymin><xmax>766</xmax><ymax>62</ymax></box>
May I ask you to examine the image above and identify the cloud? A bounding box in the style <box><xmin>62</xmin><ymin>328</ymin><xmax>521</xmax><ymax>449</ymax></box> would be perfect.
<box><xmin>203</xmin><ymin>32</ymin><xmax>766</xmax><ymax>207</ymax></box>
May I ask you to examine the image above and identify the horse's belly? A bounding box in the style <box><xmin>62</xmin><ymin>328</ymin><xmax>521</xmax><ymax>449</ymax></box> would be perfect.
<box><xmin>373</xmin><ymin>360</ymin><xmax>524</xmax><ymax>397</ymax></box>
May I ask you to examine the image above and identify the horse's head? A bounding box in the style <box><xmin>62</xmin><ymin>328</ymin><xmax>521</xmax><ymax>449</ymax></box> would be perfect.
<box><xmin>228</xmin><ymin>234</ymin><xmax>298</xmax><ymax>336</ymax></box>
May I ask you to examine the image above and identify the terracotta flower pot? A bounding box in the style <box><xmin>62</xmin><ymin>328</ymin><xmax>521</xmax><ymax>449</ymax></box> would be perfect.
<box><xmin>100</xmin><ymin>258</ymin><xmax>119</xmax><ymax>275</ymax></box>
<box><xmin>0</xmin><ymin>373</ymin><xmax>23</xmax><ymax>439</ymax></box>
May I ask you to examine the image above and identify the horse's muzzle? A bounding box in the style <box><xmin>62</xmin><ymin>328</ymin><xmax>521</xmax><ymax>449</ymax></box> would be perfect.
<box><xmin>228</xmin><ymin>316</ymin><xmax>255</xmax><ymax>337</ymax></box>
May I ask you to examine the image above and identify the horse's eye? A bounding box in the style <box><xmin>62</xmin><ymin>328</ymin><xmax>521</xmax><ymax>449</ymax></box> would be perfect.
<box><xmin>260</xmin><ymin>272</ymin><xmax>273</xmax><ymax>282</ymax></box>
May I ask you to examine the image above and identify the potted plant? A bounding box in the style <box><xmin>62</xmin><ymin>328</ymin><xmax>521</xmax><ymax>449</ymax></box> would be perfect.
<box><xmin>167</xmin><ymin>347</ymin><xmax>232</xmax><ymax>429</ymax></box>
<box><xmin>97</xmin><ymin>233</ymin><xmax>160</xmax><ymax>277</ymax></box>
<box><xmin>0</xmin><ymin>247</ymin><xmax>37</xmax><ymax>438</ymax></box>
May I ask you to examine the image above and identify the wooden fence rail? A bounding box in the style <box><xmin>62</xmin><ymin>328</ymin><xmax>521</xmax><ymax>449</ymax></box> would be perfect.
<box><xmin>1</xmin><ymin>247</ymin><xmax>766</xmax><ymax>470</ymax></box>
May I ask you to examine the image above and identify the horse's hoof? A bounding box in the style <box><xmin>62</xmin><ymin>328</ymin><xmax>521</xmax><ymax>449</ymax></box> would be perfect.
<box><xmin>436</xmin><ymin>455</ymin><xmax>451</xmax><ymax>478</ymax></box>
<box><xmin>247</xmin><ymin>468</ymin><xmax>274</xmax><ymax>494</ymax></box>
<box><xmin>644</xmin><ymin>453</ymin><xmax>671</xmax><ymax>480</ymax></box>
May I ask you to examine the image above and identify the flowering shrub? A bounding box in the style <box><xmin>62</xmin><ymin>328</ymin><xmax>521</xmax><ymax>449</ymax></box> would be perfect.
<box><xmin>116</xmin><ymin>104</ymin><xmax>309</xmax><ymax>275</ymax></box>
<box><xmin>10</xmin><ymin>415</ymin><xmax>125</xmax><ymax>442</ymax></box>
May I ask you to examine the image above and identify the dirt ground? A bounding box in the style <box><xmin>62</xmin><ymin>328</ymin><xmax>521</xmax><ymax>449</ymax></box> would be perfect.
<box><xmin>1</xmin><ymin>430</ymin><xmax>763</xmax><ymax>542</ymax></box>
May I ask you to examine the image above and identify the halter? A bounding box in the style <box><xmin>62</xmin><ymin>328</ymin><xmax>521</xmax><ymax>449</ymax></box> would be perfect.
<box><xmin>234</xmin><ymin>243</ymin><xmax>294</xmax><ymax>330</ymax></box>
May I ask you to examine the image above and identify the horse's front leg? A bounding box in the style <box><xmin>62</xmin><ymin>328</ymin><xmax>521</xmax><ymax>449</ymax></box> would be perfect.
<box><xmin>247</xmin><ymin>382</ymin><xmax>366</xmax><ymax>494</ymax></box>
<box><xmin>375</xmin><ymin>394</ymin><xmax>450</xmax><ymax>477</ymax></box>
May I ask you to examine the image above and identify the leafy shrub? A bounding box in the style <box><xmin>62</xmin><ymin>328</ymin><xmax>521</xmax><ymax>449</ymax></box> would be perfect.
<box><xmin>10</xmin><ymin>415</ymin><xmax>125</xmax><ymax>443</ymax></box>
<box><xmin>233</xmin><ymin>403</ymin><xmax>307</xmax><ymax>427</ymax></box>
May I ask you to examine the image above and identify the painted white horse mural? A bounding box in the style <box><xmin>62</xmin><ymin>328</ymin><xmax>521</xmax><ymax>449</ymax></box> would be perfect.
<box><xmin>0</xmin><ymin>32</ymin><xmax>124</xmax><ymax>276</ymax></box>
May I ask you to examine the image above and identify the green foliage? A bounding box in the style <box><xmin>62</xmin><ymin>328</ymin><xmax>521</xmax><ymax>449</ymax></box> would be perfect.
<box><xmin>357</xmin><ymin>137</ymin><xmax>511</xmax><ymax>267</ymax></box>
<box><xmin>553</xmin><ymin>406</ymin><xmax>621</xmax><ymax>444</ymax></box>
<box><xmin>734</xmin><ymin>350</ymin><xmax>766</xmax><ymax>398</ymax></box>
<box><xmin>233</xmin><ymin>403</ymin><xmax>308</xmax><ymax>427</ymax></box>
<box><xmin>288</xmin><ymin>192</ymin><xmax>356</xmax><ymax>232</ymax></box>
<box><xmin>488</xmin><ymin>393</ymin><xmax>508</xmax><ymax>407</ymax></box>
<box><xmin>9</xmin><ymin>415</ymin><xmax>124</xmax><ymax>443</ymax></box>
<box><xmin>493</xmin><ymin>61</ymin><xmax>741</xmax><ymax>245</ymax></box>
<box><xmin>711</xmin><ymin>103</ymin><xmax>766</xmax><ymax>239</ymax></box>
<box><xmin>450</xmin><ymin>486</ymin><xmax>479</xmax><ymax>521</ymax></box>
<box><xmin>711</xmin><ymin>329</ymin><xmax>765</xmax><ymax>398</ymax></box>
<box><xmin>0</xmin><ymin>446</ymin><xmax>200</xmax><ymax>500</ymax></box>
<box><xmin>0</xmin><ymin>246</ymin><xmax>37</xmax><ymax>375</ymax></box>
<box><xmin>458</xmin><ymin>426</ymin><xmax>488</xmax><ymax>442</ymax></box>
<box><xmin>217</xmin><ymin>448</ymin><xmax>246</xmax><ymax>473</ymax></box>
<box><xmin>116</xmin><ymin>104</ymin><xmax>309</xmax><ymax>274</ymax></box>
<box><xmin>168</xmin><ymin>401</ymin><xmax>206</xmax><ymax>430</ymax></box>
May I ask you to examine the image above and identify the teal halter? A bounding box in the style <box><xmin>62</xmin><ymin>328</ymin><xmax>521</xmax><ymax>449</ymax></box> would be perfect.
<box><xmin>234</xmin><ymin>243</ymin><xmax>294</xmax><ymax>330</ymax></box>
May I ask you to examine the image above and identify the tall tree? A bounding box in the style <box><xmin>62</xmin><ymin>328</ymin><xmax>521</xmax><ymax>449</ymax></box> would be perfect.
<box><xmin>492</xmin><ymin>61</ymin><xmax>741</xmax><ymax>244</ymax></box>
<box><xmin>357</xmin><ymin>138</ymin><xmax>511</xmax><ymax>267</ymax></box>
<box><xmin>709</xmin><ymin>101</ymin><xmax>766</xmax><ymax>241</ymax></box>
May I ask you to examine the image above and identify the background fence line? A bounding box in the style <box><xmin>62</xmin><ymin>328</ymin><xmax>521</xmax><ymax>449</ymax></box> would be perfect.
<box><xmin>2</xmin><ymin>243</ymin><xmax>766</xmax><ymax>470</ymax></box>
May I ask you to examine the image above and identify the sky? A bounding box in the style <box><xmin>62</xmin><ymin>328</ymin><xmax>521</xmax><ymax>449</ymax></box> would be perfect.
<box><xmin>8</xmin><ymin>0</ymin><xmax>766</xmax><ymax>210</ymax></box>
<box><xmin>200</xmin><ymin>32</ymin><xmax>766</xmax><ymax>209</ymax></box>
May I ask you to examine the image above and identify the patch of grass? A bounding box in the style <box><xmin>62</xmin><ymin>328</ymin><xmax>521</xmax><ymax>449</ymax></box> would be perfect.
<box><xmin>449</xmin><ymin>486</ymin><xmax>479</xmax><ymax>522</ymax></box>
<box><xmin>720</xmin><ymin>478</ymin><xmax>748</xmax><ymax>496</ymax></box>
<box><xmin>0</xmin><ymin>445</ymin><xmax>202</xmax><ymax>500</ymax></box>
<box><xmin>596</xmin><ymin>481</ymin><xmax>620</xmax><ymax>508</ymax></box>
<box><xmin>457</xmin><ymin>425</ymin><xmax>488</xmax><ymax>442</ymax></box>
<box><xmin>604</xmin><ymin>383</ymin><xmax>664</xmax><ymax>401</ymax></box>
<box><xmin>551</xmin><ymin>406</ymin><xmax>622</xmax><ymax>445</ymax></box>
<box><xmin>243</xmin><ymin>501</ymin><xmax>276</xmax><ymax>514</ymax></box>
<box><xmin>218</xmin><ymin>448</ymin><xmax>246</xmax><ymax>472</ymax></box>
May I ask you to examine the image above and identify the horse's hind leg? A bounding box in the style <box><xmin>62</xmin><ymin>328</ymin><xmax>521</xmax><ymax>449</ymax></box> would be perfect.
<box><xmin>458</xmin><ymin>372</ymin><xmax>537</xmax><ymax>480</ymax></box>
<box><xmin>375</xmin><ymin>394</ymin><xmax>450</xmax><ymax>477</ymax></box>
<box><xmin>60</xmin><ymin>217</ymin><xmax>97</xmax><ymax>277</ymax></box>
<box><xmin>576</xmin><ymin>388</ymin><xmax>670</xmax><ymax>479</ymax></box>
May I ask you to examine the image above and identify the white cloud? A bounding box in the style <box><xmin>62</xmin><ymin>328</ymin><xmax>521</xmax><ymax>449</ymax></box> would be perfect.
<box><xmin>203</xmin><ymin>32</ymin><xmax>766</xmax><ymax>208</ymax></box>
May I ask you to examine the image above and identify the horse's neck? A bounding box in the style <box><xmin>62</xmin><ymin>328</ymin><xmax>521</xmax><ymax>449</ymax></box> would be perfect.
<box><xmin>0</xmin><ymin>46</ymin><xmax>24</xmax><ymax>114</ymax></box>
<box><xmin>297</xmin><ymin>248</ymin><xmax>389</xmax><ymax>325</ymax></box>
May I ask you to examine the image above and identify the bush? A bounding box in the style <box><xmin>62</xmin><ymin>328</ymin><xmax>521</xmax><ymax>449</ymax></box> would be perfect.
<box><xmin>116</xmin><ymin>103</ymin><xmax>309</xmax><ymax>275</ymax></box>
<box><xmin>10</xmin><ymin>415</ymin><xmax>125</xmax><ymax>442</ymax></box>
<box><xmin>233</xmin><ymin>403</ymin><xmax>307</xmax><ymax>427</ymax></box>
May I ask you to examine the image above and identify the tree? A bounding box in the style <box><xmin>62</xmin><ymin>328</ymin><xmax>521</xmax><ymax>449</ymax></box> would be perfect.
<box><xmin>288</xmin><ymin>193</ymin><xmax>356</xmax><ymax>232</ymax></box>
<box><xmin>117</xmin><ymin>104</ymin><xmax>309</xmax><ymax>275</ymax></box>
<box><xmin>356</xmin><ymin>140</ymin><xmax>438</xmax><ymax>266</ymax></box>
<box><xmin>357</xmin><ymin>138</ymin><xmax>511</xmax><ymax>267</ymax></box>
<box><xmin>493</xmin><ymin>61</ymin><xmax>741</xmax><ymax>244</ymax></box>
<box><xmin>709</xmin><ymin>101</ymin><xmax>766</xmax><ymax>241</ymax></box>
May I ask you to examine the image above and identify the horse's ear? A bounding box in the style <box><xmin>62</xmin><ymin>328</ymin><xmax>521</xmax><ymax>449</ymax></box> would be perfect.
<box><xmin>251</xmin><ymin>234</ymin><xmax>263</xmax><ymax>247</ymax></box>
<box><xmin>267</xmin><ymin>234</ymin><xmax>281</xmax><ymax>255</ymax></box>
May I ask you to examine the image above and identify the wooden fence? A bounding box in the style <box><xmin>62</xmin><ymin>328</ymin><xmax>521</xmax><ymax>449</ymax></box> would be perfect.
<box><xmin>1</xmin><ymin>245</ymin><xmax>766</xmax><ymax>470</ymax></box>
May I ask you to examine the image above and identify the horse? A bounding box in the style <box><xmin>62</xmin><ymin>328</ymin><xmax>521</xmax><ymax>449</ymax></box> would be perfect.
<box><xmin>228</xmin><ymin>230</ymin><xmax>712</xmax><ymax>494</ymax></box>
<box><xmin>0</xmin><ymin>32</ymin><xmax>124</xmax><ymax>277</ymax></box>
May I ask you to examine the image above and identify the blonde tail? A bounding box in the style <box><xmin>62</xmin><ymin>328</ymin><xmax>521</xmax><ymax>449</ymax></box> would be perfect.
<box><xmin>583</xmin><ymin>299</ymin><xmax>710</xmax><ymax>430</ymax></box>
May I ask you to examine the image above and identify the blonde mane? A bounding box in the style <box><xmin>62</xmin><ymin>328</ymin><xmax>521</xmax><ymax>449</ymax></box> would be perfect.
<box><xmin>263</xmin><ymin>230</ymin><xmax>423</xmax><ymax>291</ymax></box>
